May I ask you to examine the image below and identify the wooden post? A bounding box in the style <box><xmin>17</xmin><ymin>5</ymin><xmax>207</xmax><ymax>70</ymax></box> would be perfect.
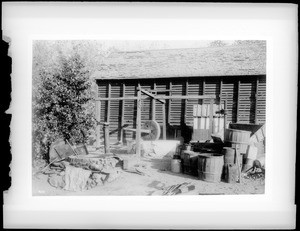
<box><xmin>219</xmin><ymin>79</ymin><xmax>223</xmax><ymax>133</ymax></box>
<box><xmin>136</xmin><ymin>88</ymin><xmax>142</xmax><ymax>157</ymax></box>
<box><xmin>184</xmin><ymin>80</ymin><xmax>188</xmax><ymax>124</ymax></box>
<box><xmin>224</xmin><ymin>95</ymin><xmax>228</xmax><ymax>140</ymax></box>
<box><xmin>162</xmin><ymin>102</ymin><xmax>167</xmax><ymax>140</ymax></box>
<box><xmin>103</xmin><ymin>122</ymin><xmax>110</xmax><ymax>154</ymax></box>
<box><xmin>95</xmin><ymin>100</ymin><xmax>101</xmax><ymax>149</ymax></box>
<box><xmin>151</xmin><ymin>82</ymin><xmax>156</xmax><ymax>120</ymax></box>
<box><xmin>209</xmin><ymin>99</ymin><xmax>214</xmax><ymax>136</ymax></box>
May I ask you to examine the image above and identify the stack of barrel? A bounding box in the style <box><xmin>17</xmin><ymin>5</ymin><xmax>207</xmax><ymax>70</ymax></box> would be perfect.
<box><xmin>175</xmin><ymin>128</ymin><xmax>252</xmax><ymax>183</ymax></box>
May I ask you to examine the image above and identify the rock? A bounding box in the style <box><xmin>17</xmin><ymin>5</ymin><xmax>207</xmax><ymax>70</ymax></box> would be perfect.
<box><xmin>91</xmin><ymin>172</ymin><xmax>106</xmax><ymax>185</ymax></box>
<box><xmin>48</xmin><ymin>174</ymin><xmax>65</xmax><ymax>189</ymax></box>
<box><xmin>89</xmin><ymin>163</ymin><xmax>104</xmax><ymax>171</ymax></box>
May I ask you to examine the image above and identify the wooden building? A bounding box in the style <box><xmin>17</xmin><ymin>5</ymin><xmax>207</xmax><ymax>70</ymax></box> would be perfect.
<box><xmin>93</xmin><ymin>43</ymin><xmax>266</xmax><ymax>144</ymax></box>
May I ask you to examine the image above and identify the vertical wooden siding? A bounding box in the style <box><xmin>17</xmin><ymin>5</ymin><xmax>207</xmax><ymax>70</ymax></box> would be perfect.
<box><xmin>97</xmin><ymin>76</ymin><xmax>266</xmax><ymax>142</ymax></box>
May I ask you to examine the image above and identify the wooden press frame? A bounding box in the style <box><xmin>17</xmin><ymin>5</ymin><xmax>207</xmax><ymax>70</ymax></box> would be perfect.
<box><xmin>95</xmin><ymin>86</ymin><xmax>216</xmax><ymax>157</ymax></box>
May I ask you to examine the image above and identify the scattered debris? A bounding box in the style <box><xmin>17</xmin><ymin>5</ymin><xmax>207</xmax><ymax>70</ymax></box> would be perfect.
<box><xmin>49</xmin><ymin>138</ymin><xmax>74</xmax><ymax>163</ymax></box>
<box><xmin>63</xmin><ymin>165</ymin><xmax>92</xmax><ymax>191</ymax></box>
<box><xmin>243</xmin><ymin>167</ymin><xmax>265</xmax><ymax>180</ymax></box>
<box><xmin>48</xmin><ymin>174</ymin><xmax>65</xmax><ymax>189</ymax></box>
<box><xmin>89</xmin><ymin>162</ymin><xmax>104</xmax><ymax>171</ymax></box>
<box><xmin>162</xmin><ymin>182</ymin><xmax>195</xmax><ymax>195</ymax></box>
<box><xmin>105</xmin><ymin>170</ymin><xmax>121</xmax><ymax>183</ymax></box>
<box><xmin>198</xmin><ymin>192</ymin><xmax>225</xmax><ymax>195</ymax></box>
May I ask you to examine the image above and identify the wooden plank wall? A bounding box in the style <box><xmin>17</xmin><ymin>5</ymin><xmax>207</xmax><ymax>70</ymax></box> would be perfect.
<box><xmin>96</xmin><ymin>76</ymin><xmax>266</xmax><ymax>142</ymax></box>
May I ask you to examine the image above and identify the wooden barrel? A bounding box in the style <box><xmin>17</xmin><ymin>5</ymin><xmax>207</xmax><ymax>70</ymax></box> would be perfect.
<box><xmin>223</xmin><ymin>163</ymin><xmax>238</xmax><ymax>183</ymax></box>
<box><xmin>221</xmin><ymin>147</ymin><xmax>243</xmax><ymax>169</ymax></box>
<box><xmin>182</xmin><ymin>151</ymin><xmax>198</xmax><ymax>176</ymax></box>
<box><xmin>198</xmin><ymin>153</ymin><xmax>224</xmax><ymax>183</ymax></box>
<box><xmin>180</xmin><ymin>143</ymin><xmax>192</xmax><ymax>159</ymax></box>
<box><xmin>222</xmin><ymin>147</ymin><xmax>235</xmax><ymax>164</ymax></box>
<box><xmin>224</xmin><ymin>129</ymin><xmax>251</xmax><ymax>153</ymax></box>
<box><xmin>242</xmin><ymin>146</ymin><xmax>258</xmax><ymax>172</ymax></box>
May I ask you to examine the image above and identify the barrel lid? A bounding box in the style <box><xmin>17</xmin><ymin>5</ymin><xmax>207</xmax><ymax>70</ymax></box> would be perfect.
<box><xmin>198</xmin><ymin>153</ymin><xmax>223</xmax><ymax>157</ymax></box>
<box><xmin>226</xmin><ymin>128</ymin><xmax>252</xmax><ymax>133</ymax></box>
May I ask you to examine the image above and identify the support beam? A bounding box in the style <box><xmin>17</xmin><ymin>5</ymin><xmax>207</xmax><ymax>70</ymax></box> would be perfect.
<box><xmin>138</xmin><ymin>87</ymin><xmax>165</xmax><ymax>104</ymax></box>
<box><xmin>103</xmin><ymin>122</ymin><xmax>110</xmax><ymax>154</ymax></box>
<box><xmin>224</xmin><ymin>94</ymin><xmax>228</xmax><ymax>139</ymax></box>
<box><xmin>136</xmin><ymin>88</ymin><xmax>142</xmax><ymax>157</ymax></box>
<box><xmin>209</xmin><ymin>99</ymin><xmax>214</xmax><ymax>135</ymax></box>
<box><xmin>219</xmin><ymin>79</ymin><xmax>223</xmax><ymax>133</ymax></box>
<box><xmin>95</xmin><ymin>100</ymin><xmax>101</xmax><ymax>149</ymax></box>
<box><xmin>184</xmin><ymin>80</ymin><xmax>188</xmax><ymax>124</ymax></box>
<box><xmin>151</xmin><ymin>82</ymin><xmax>156</xmax><ymax>120</ymax></box>
<box><xmin>162</xmin><ymin>103</ymin><xmax>167</xmax><ymax>140</ymax></box>
<box><xmin>95</xmin><ymin>95</ymin><xmax>216</xmax><ymax>101</ymax></box>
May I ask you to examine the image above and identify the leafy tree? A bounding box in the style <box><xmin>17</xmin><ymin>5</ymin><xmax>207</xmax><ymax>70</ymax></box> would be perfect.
<box><xmin>209</xmin><ymin>40</ymin><xmax>227</xmax><ymax>47</ymax></box>
<box><xmin>233</xmin><ymin>40</ymin><xmax>266</xmax><ymax>46</ymax></box>
<box><xmin>32</xmin><ymin>47</ymin><xmax>94</xmax><ymax>161</ymax></box>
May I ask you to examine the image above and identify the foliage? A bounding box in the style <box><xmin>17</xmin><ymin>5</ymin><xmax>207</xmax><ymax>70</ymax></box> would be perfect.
<box><xmin>209</xmin><ymin>40</ymin><xmax>227</xmax><ymax>47</ymax></box>
<box><xmin>233</xmin><ymin>40</ymin><xmax>266</xmax><ymax>46</ymax></box>
<box><xmin>32</xmin><ymin>44</ymin><xmax>94</xmax><ymax>161</ymax></box>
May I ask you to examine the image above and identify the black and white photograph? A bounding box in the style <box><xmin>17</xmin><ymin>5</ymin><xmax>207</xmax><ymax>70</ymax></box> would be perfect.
<box><xmin>32</xmin><ymin>40</ymin><xmax>266</xmax><ymax>196</ymax></box>
<box><xmin>3</xmin><ymin>3</ymin><xmax>297</xmax><ymax>229</ymax></box>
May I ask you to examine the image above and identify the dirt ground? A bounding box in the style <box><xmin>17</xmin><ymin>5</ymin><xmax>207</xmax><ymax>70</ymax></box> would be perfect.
<box><xmin>32</xmin><ymin>155</ymin><xmax>265</xmax><ymax>196</ymax></box>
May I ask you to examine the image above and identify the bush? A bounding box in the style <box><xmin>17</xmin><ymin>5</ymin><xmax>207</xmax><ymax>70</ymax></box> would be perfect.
<box><xmin>32</xmin><ymin>49</ymin><xmax>94</xmax><ymax>161</ymax></box>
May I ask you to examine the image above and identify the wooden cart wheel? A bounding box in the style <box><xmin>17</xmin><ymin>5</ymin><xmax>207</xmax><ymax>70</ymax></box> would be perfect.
<box><xmin>141</xmin><ymin>120</ymin><xmax>161</xmax><ymax>141</ymax></box>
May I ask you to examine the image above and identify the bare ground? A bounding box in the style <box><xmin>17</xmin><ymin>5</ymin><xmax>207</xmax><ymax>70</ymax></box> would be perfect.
<box><xmin>32</xmin><ymin>156</ymin><xmax>264</xmax><ymax>196</ymax></box>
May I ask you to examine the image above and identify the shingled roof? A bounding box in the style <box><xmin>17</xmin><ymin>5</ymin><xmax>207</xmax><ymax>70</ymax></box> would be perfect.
<box><xmin>92</xmin><ymin>44</ymin><xmax>266</xmax><ymax>80</ymax></box>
